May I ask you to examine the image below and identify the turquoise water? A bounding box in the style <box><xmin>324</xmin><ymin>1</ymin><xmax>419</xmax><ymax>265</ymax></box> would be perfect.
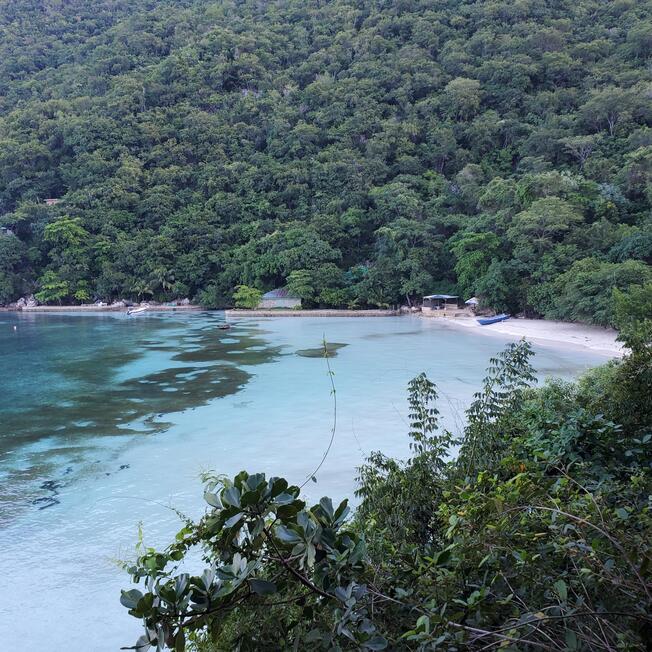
<box><xmin>0</xmin><ymin>312</ymin><xmax>609</xmax><ymax>650</ymax></box>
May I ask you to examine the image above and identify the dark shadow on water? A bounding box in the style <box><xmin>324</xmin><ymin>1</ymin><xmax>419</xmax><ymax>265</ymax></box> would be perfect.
<box><xmin>362</xmin><ymin>330</ymin><xmax>423</xmax><ymax>339</ymax></box>
<box><xmin>296</xmin><ymin>342</ymin><xmax>348</xmax><ymax>358</ymax></box>
<box><xmin>0</xmin><ymin>313</ymin><xmax>284</xmax><ymax>521</ymax></box>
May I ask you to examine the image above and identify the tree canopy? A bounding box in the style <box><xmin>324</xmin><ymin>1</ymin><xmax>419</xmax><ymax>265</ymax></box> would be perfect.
<box><xmin>0</xmin><ymin>0</ymin><xmax>651</xmax><ymax>323</ymax></box>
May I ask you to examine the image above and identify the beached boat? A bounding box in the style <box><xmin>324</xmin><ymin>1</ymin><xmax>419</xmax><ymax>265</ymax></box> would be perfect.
<box><xmin>477</xmin><ymin>314</ymin><xmax>510</xmax><ymax>326</ymax></box>
<box><xmin>126</xmin><ymin>305</ymin><xmax>149</xmax><ymax>316</ymax></box>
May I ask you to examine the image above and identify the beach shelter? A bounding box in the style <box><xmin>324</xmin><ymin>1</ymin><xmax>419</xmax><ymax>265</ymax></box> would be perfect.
<box><xmin>465</xmin><ymin>297</ymin><xmax>479</xmax><ymax>306</ymax></box>
<box><xmin>422</xmin><ymin>294</ymin><xmax>459</xmax><ymax>310</ymax></box>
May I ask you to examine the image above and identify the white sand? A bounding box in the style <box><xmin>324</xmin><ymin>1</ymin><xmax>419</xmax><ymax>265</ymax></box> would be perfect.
<box><xmin>433</xmin><ymin>316</ymin><xmax>624</xmax><ymax>358</ymax></box>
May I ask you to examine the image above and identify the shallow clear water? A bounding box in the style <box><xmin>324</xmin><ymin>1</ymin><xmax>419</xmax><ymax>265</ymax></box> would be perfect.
<box><xmin>0</xmin><ymin>312</ymin><xmax>608</xmax><ymax>650</ymax></box>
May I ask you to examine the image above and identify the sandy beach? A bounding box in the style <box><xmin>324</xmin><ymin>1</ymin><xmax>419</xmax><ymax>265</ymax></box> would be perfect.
<box><xmin>437</xmin><ymin>316</ymin><xmax>624</xmax><ymax>358</ymax></box>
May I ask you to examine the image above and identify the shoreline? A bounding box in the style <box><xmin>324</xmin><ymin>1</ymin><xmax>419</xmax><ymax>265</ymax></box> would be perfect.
<box><xmin>4</xmin><ymin>304</ymin><xmax>203</xmax><ymax>313</ymax></box>
<box><xmin>225</xmin><ymin>308</ymin><xmax>401</xmax><ymax>317</ymax></box>
<box><xmin>3</xmin><ymin>306</ymin><xmax>397</xmax><ymax>316</ymax></box>
<box><xmin>2</xmin><ymin>306</ymin><xmax>623</xmax><ymax>357</ymax></box>
<box><xmin>431</xmin><ymin>316</ymin><xmax>624</xmax><ymax>358</ymax></box>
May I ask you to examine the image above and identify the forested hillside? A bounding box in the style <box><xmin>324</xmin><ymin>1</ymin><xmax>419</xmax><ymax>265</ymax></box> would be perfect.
<box><xmin>1</xmin><ymin>0</ymin><xmax>651</xmax><ymax>321</ymax></box>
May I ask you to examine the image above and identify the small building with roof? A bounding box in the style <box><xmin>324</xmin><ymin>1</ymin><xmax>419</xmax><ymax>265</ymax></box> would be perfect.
<box><xmin>259</xmin><ymin>288</ymin><xmax>301</xmax><ymax>309</ymax></box>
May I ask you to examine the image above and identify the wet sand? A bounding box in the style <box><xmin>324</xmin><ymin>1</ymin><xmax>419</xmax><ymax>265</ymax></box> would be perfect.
<box><xmin>439</xmin><ymin>316</ymin><xmax>624</xmax><ymax>357</ymax></box>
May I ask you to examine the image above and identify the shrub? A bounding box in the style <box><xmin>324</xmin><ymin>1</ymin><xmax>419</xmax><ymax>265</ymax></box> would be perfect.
<box><xmin>232</xmin><ymin>285</ymin><xmax>262</xmax><ymax>309</ymax></box>
<box><xmin>121</xmin><ymin>342</ymin><xmax>652</xmax><ymax>651</ymax></box>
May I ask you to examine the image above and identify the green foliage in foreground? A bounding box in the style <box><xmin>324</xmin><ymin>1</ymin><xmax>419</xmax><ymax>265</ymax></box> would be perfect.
<box><xmin>1</xmin><ymin>0</ymin><xmax>652</xmax><ymax>320</ymax></box>
<box><xmin>121</xmin><ymin>322</ymin><xmax>652</xmax><ymax>650</ymax></box>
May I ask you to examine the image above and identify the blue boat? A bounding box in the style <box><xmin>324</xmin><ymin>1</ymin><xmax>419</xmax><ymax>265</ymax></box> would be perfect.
<box><xmin>477</xmin><ymin>314</ymin><xmax>510</xmax><ymax>326</ymax></box>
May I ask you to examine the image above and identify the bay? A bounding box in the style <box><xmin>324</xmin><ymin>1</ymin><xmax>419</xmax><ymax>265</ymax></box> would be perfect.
<box><xmin>0</xmin><ymin>312</ymin><xmax>608</xmax><ymax>651</ymax></box>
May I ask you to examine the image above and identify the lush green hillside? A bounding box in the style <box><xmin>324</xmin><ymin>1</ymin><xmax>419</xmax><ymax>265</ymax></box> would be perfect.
<box><xmin>1</xmin><ymin>0</ymin><xmax>651</xmax><ymax>321</ymax></box>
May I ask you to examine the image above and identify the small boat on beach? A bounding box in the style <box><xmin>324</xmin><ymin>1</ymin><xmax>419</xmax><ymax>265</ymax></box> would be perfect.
<box><xmin>126</xmin><ymin>305</ymin><xmax>149</xmax><ymax>316</ymax></box>
<box><xmin>477</xmin><ymin>314</ymin><xmax>510</xmax><ymax>326</ymax></box>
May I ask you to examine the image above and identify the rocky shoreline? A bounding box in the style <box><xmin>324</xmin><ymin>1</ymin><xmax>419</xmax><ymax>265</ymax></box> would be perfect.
<box><xmin>2</xmin><ymin>295</ymin><xmax>202</xmax><ymax>312</ymax></box>
<box><xmin>15</xmin><ymin>304</ymin><xmax>203</xmax><ymax>312</ymax></box>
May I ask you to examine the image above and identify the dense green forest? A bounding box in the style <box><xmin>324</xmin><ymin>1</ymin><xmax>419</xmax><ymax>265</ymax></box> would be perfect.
<box><xmin>121</xmin><ymin>300</ymin><xmax>652</xmax><ymax>650</ymax></box>
<box><xmin>1</xmin><ymin>0</ymin><xmax>652</xmax><ymax>322</ymax></box>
